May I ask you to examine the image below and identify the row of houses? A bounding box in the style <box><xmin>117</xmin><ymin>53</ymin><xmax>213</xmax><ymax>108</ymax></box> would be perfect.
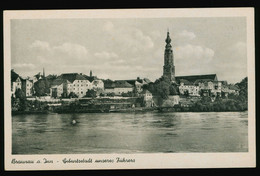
<box><xmin>176</xmin><ymin>74</ymin><xmax>240</xmax><ymax>97</ymax></box>
<box><xmin>50</xmin><ymin>73</ymin><xmax>104</xmax><ymax>98</ymax></box>
<box><xmin>50</xmin><ymin>74</ymin><xmax>152</xmax><ymax>98</ymax></box>
<box><xmin>11</xmin><ymin>69</ymin><xmax>152</xmax><ymax>99</ymax></box>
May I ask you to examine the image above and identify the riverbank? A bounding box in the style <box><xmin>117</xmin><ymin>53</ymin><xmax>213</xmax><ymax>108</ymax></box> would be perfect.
<box><xmin>12</xmin><ymin>106</ymin><xmax>247</xmax><ymax>116</ymax></box>
<box><xmin>11</xmin><ymin>93</ymin><xmax>247</xmax><ymax>115</ymax></box>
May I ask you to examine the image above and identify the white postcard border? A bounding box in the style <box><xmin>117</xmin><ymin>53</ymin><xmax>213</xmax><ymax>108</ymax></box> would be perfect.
<box><xmin>4</xmin><ymin>8</ymin><xmax>256</xmax><ymax>170</ymax></box>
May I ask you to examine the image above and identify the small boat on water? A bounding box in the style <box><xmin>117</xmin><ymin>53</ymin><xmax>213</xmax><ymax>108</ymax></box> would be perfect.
<box><xmin>71</xmin><ymin>119</ymin><xmax>77</xmax><ymax>125</ymax></box>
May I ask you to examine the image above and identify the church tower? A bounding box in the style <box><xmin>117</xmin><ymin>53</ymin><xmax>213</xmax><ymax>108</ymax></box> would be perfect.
<box><xmin>163</xmin><ymin>31</ymin><xmax>175</xmax><ymax>82</ymax></box>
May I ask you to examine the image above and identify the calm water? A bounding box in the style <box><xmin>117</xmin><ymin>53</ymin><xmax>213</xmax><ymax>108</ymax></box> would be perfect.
<box><xmin>12</xmin><ymin>112</ymin><xmax>248</xmax><ymax>154</ymax></box>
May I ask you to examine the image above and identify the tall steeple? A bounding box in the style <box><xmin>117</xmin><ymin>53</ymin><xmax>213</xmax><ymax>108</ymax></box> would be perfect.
<box><xmin>163</xmin><ymin>31</ymin><xmax>175</xmax><ymax>82</ymax></box>
<box><xmin>90</xmin><ymin>70</ymin><xmax>93</xmax><ymax>77</ymax></box>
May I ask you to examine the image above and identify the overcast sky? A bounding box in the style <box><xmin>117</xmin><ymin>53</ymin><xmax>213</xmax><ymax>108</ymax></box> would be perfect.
<box><xmin>11</xmin><ymin>17</ymin><xmax>247</xmax><ymax>83</ymax></box>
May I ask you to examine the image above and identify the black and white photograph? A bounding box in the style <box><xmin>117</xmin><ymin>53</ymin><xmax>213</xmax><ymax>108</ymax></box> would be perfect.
<box><xmin>4</xmin><ymin>8</ymin><xmax>255</xmax><ymax>170</ymax></box>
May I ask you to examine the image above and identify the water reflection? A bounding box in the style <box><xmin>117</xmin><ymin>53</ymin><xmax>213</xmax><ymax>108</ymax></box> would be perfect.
<box><xmin>12</xmin><ymin>112</ymin><xmax>248</xmax><ymax>154</ymax></box>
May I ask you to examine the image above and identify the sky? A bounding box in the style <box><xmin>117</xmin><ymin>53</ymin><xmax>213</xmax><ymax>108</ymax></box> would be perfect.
<box><xmin>11</xmin><ymin>17</ymin><xmax>247</xmax><ymax>83</ymax></box>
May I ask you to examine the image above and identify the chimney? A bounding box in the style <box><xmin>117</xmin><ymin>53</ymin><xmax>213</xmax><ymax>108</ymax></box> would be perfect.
<box><xmin>43</xmin><ymin>68</ymin><xmax>45</xmax><ymax>77</ymax></box>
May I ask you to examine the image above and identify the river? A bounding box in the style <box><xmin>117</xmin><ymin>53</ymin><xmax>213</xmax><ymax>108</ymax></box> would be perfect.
<box><xmin>12</xmin><ymin>111</ymin><xmax>248</xmax><ymax>154</ymax></box>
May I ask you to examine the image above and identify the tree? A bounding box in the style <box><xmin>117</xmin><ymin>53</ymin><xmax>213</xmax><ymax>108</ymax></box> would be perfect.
<box><xmin>85</xmin><ymin>89</ymin><xmax>97</xmax><ymax>98</ymax></box>
<box><xmin>34</xmin><ymin>79</ymin><xmax>51</xmax><ymax>96</ymax></box>
<box><xmin>122</xmin><ymin>91</ymin><xmax>134</xmax><ymax>97</ymax></box>
<box><xmin>236</xmin><ymin>77</ymin><xmax>248</xmax><ymax>100</ymax></box>
<box><xmin>107</xmin><ymin>92</ymin><xmax>115</xmax><ymax>97</ymax></box>
<box><xmin>69</xmin><ymin>92</ymin><xmax>78</xmax><ymax>98</ymax></box>
<box><xmin>15</xmin><ymin>88</ymin><xmax>25</xmax><ymax>100</ymax></box>
<box><xmin>184</xmin><ymin>90</ymin><xmax>189</xmax><ymax>97</ymax></box>
<box><xmin>169</xmin><ymin>84</ymin><xmax>178</xmax><ymax>95</ymax></box>
<box><xmin>155</xmin><ymin>80</ymin><xmax>170</xmax><ymax>99</ymax></box>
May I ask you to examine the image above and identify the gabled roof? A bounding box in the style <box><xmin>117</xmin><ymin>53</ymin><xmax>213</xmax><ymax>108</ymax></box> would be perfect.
<box><xmin>176</xmin><ymin>74</ymin><xmax>217</xmax><ymax>83</ymax></box>
<box><xmin>143</xmin><ymin>78</ymin><xmax>151</xmax><ymax>84</ymax></box>
<box><xmin>193</xmin><ymin>79</ymin><xmax>214</xmax><ymax>85</ymax></box>
<box><xmin>83</xmin><ymin>75</ymin><xmax>98</xmax><ymax>82</ymax></box>
<box><xmin>103</xmin><ymin>79</ymin><xmax>115</xmax><ymax>88</ymax></box>
<box><xmin>92</xmin><ymin>79</ymin><xmax>103</xmax><ymax>86</ymax></box>
<box><xmin>114</xmin><ymin>81</ymin><xmax>134</xmax><ymax>88</ymax></box>
<box><xmin>115</xmin><ymin>79</ymin><xmax>142</xmax><ymax>86</ymax></box>
<box><xmin>116</xmin><ymin>77</ymin><xmax>151</xmax><ymax>85</ymax></box>
<box><xmin>104</xmin><ymin>81</ymin><xmax>134</xmax><ymax>88</ymax></box>
<box><xmin>11</xmin><ymin>70</ymin><xmax>20</xmax><ymax>82</ymax></box>
<box><xmin>219</xmin><ymin>81</ymin><xmax>228</xmax><ymax>85</ymax></box>
<box><xmin>179</xmin><ymin>79</ymin><xmax>193</xmax><ymax>85</ymax></box>
<box><xmin>59</xmin><ymin>73</ymin><xmax>87</xmax><ymax>83</ymax></box>
<box><xmin>21</xmin><ymin>78</ymin><xmax>33</xmax><ymax>83</ymax></box>
<box><xmin>51</xmin><ymin>78</ymin><xmax>71</xmax><ymax>86</ymax></box>
<box><xmin>229</xmin><ymin>84</ymin><xmax>240</xmax><ymax>91</ymax></box>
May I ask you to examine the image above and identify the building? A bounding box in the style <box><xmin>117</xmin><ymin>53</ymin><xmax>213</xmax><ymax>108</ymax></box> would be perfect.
<box><xmin>50</xmin><ymin>78</ymin><xmax>72</xmax><ymax>98</ymax></box>
<box><xmin>104</xmin><ymin>80</ymin><xmax>134</xmax><ymax>95</ymax></box>
<box><xmin>228</xmin><ymin>84</ymin><xmax>240</xmax><ymax>95</ymax></box>
<box><xmin>83</xmin><ymin>70</ymin><xmax>104</xmax><ymax>93</ymax></box>
<box><xmin>163</xmin><ymin>31</ymin><xmax>175</xmax><ymax>82</ymax></box>
<box><xmin>50</xmin><ymin>72</ymin><xmax>105</xmax><ymax>98</ymax></box>
<box><xmin>115</xmin><ymin>77</ymin><xmax>150</xmax><ymax>93</ymax></box>
<box><xmin>91</xmin><ymin>79</ymin><xmax>104</xmax><ymax>91</ymax></box>
<box><xmin>21</xmin><ymin>78</ymin><xmax>33</xmax><ymax>97</ymax></box>
<box><xmin>175</xmin><ymin>74</ymin><xmax>230</xmax><ymax>97</ymax></box>
<box><xmin>11</xmin><ymin>70</ymin><xmax>22</xmax><ymax>97</ymax></box>
<box><xmin>221</xmin><ymin>84</ymin><xmax>230</xmax><ymax>97</ymax></box>
<box><xmin>31</xmin><ymin>68</ymin><xmax>46</xmax><ymax>83</ymax></box>
<box><xmin>140</xmin><ymin>89</ymin><xmax>154</xmax><ymax>107</ymax></box>
<box><xmin>176</xmin><ymin>74</ymin><xmax>218</xmax><ymax>83</ymax></box>
<box><xmin>176</xmin><ymin>75</ymin><xmax>218</xmax><ymax>96</ymax></box>
<box><xmin>57</xmin><ymin>73</ymin><xmax>91</xmax><ymax>98</ymax></box>
<box><xmin>178</xmin><ymin>79</ymin><xmax>200</xmax><ymax>96</ymax></box>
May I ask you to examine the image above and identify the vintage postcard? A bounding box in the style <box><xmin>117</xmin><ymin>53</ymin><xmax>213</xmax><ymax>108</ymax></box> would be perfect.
<box><xmin>4</xmin><ymin>8</ymin><xmax>255</xmax><ymax>170</ymax></box>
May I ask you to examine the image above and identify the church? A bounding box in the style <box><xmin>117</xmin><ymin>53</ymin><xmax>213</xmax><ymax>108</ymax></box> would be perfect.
<box><xmin>162</xmin><ymin>31</ymin><xmax>237</xmax><ymax>97</ymax></box>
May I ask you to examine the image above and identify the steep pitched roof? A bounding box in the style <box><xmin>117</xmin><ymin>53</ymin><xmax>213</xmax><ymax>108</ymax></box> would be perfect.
<box><xmin>11</xmin><ymin>70</ymin><xmax>20</xmax><ymax>82</ymax></box>
<box><xmin>193</xmin><ymin>79</ymin><xmax>214</xmax><ymax>85</ymax></box>
<box><xmin>21</xmin><ymin>78</ymin><xmax>33</xmax><ymax>83</ymax></box>
<box><xmin>105</xmin><ymin>81</ymin><xmax>134</xmax><ymax>88</ymax></box>
<box><xmin>114</xmin><ymin>81</ymin><xmax>134</xmax><ymax>88</ymax></box>
<box><xmin>83</xmin><ymin>75</ymin><xmax>98</xmax><ymax>82</ymax></box>
<box><xmin>176</xmin><ymin>74</ymin><xmax>217</xmax><ymax>83</ymax></box>
<box><xmin>103</xmin><ymin>79</ymin><xmax>115</xmax><ymax>88</ymax></box>
<box><xmin>51</xmin><ymin>78</ymin><xmax>71</xmax><ymax>86</ymax></box>
<box><xmin>115</xmin><ymin>79</ymin><xmax>142</xmax><ymax>86</ymax></box>
<box><xmin>229</xmin><ymin>84</ymin><xmax>240</xmax><ymax>91</ymax></box>
<box><xmin>179</xmin><ymin>79</ymin><xmax>193</xmax><ymax>85</ymax></box>
<box><xmin>116</xmin><ymin>78</ymin><xmax>151</xmax><ymax>85</ymax></box>
<box><xmin>59</xmin><ymin>73</ymin><xmax>87</xmax><ymax>83</ymax></box>
<box><xmin>92</xmin><ymin>79</ymin><xmax>103</xmax><ymax>86</ymax></box>
<box><xmin>143</xmin><ymin>78</ymin><xmax>151</xmax><ymax>84</ymax></box>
